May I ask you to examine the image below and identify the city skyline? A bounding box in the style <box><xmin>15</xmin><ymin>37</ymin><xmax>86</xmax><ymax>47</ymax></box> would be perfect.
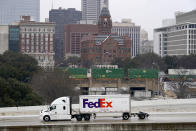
<box><xmin>40</xmin><ymin>0</ymin><xmax>196</xmax><ymax>40</ymax></box>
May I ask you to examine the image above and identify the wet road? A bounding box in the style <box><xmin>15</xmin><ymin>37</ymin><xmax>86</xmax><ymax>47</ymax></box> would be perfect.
<box><xmin>0</xmin><ymin>113</ymin><xmax>196</xmax><ymax>127</ymax></box>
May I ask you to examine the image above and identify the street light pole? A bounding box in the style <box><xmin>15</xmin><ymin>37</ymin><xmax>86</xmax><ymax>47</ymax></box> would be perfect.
<box><xmin>158</xmin><ymin>72</ymin><xmax>160</xmax><ymax>96</ymax></box>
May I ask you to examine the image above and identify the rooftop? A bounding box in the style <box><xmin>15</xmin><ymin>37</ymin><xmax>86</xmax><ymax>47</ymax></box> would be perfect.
<box><xmin>154</xmin><ymin>22</ymin><xmax>196</xmax><ymax>32</ymax></box>
<box><xmin>82</xmin><ymin>34</ymin><xmax>125</xmax><ymax>45</ymax></box>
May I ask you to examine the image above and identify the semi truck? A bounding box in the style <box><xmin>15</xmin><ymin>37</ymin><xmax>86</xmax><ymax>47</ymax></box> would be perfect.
<box><xmin>40</xmin><ymin>95</ymin><xmax>149</xmax><ymax>122</ymax></box>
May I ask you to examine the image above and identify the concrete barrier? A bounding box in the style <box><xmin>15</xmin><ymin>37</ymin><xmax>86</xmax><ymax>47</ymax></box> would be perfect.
<box><xmin>1</xmin><ymin>122</ymin><xmax>196</xmax><ymax>131</ymax></box>
<box><xmin>0</xmin><ymin>106</ymin><xmax>47</xmax><ymax>116</ymax></box>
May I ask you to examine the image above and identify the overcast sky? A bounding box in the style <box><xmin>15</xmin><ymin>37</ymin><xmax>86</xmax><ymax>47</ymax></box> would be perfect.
<box><xmin>40</xmin><ymin>0</ymin><xmax>196</xmax><ymax>39</ymax></box>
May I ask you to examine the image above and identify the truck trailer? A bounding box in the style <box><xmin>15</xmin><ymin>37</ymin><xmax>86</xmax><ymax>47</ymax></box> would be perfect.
<box><xmin>40</xmin><ymin>95</ymin><xmax>149</xmax><ymax>121</ymax></box>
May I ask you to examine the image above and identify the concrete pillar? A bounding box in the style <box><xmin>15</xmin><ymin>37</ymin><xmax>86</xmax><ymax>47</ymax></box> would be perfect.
<box><xmin>89</xmin><ymin>78</ymin><xmax>93</xmax><ymax>88</ymax></box>
<box><xmin>145</xmin><ymin>79</ymin><xmax>148</xmax><ymax>91</ymax></box>
<box><xmin>117</xmin><ymin>78</ymin><xmax>121</xmax><ymax>88</ymax></box>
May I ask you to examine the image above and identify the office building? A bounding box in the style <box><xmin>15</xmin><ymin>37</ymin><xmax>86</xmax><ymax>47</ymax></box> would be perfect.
<box><xmin>81</xmin><ymin>8</ymin><xmax>131</xmax><ymax>65</ymax></box>
<box><xmin>154</xmin><ymin>10</ymin><xmax>196</xmax><ymax>57</ymax></box>
<box><xmin>49</xmin><ymin>8</ymin><xmax>82</xmax><ymax>63</ymax></box>
<box><xmin>140</xmin><ymin>29</ymin><xmax>148</xmax><ymax>41</ymax></box>
<box><xmin>0</xmin><ymin>0</ymin><xmax>40</xmax><ymax>25</ymax></box>
<box><xmin>162</xmin><ymin>19</ymin><xmax>176</xmax><ymax>27</ymax></box>
<box><xmin>176</xmin><ymin>10</ymin><xmax>196</xmax><ymax>24</ymax></box>
<box><xmin>112</xmin><ymin>19</ymin><xmax>140</xmax><ymax>57</ymax></box>
<box><xmin>140</xmin><ymin>40</ymin><xmax>153</xmax><ymax>54</ymax></box>
<box><xmin>9</xmin><ymin>25</ymin><xmax>20</xmax><ymax>52</ymax></box>
<box><xmin>19</xmin><ymin>16</ymin><xmax>55</xmax><ymax>69</ymax></box>
<box><xmin>81</xmin><ymin>0</ymin><xmax>109</xmax><ymax>24</ymax></box>
<box><xmin>0</xmin><ymin>25</ymin><xmax>9</xmax><ymax>54</ymax></box>
<box><xmin>139</xmin><ymin>29</ymin><xmax>153</xmax><ymax>54</ymax></box>
<box><xmin>64</xmin><ymin>24</ymin><xmax>98</xmax><ymax>58</ymax></box>
<box><xmin>154</xmin><ymin>23</ymin><xmax>196</xmax><ymax>57</ymax></box>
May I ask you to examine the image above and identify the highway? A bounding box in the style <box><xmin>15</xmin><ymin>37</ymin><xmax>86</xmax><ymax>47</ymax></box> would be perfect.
<box><xmin>0</xmin><ymin>113</ymin><xmax>196</xmax><ymax>127</ymax></box>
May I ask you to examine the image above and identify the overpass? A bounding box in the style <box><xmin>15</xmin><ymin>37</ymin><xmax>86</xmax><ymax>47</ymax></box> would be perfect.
<box><xmin>67</xmin><ymin>68</ymin><xmax>160</xmax><ymax>96</ymax></box>
<box><xmin>76</xmin><ymin>78</ymin><xmax>159</xmax><ymax>96</ymax></box>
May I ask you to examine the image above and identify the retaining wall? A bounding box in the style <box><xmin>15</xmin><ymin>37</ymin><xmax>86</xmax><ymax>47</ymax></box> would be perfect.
<box><xmin>1</xmin><ymin>122</ymin><xmax>196</xmax><ymax>131</ymax></box>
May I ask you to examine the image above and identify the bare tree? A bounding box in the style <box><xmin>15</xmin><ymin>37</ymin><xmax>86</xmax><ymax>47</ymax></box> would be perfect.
<box><xmin>169</xmin><ymin>70</ymin><xmax>192</xmax><ymax>98</ymax></box>
<box><xmin>30</xmin><ymin>69</ymin><xmax>79</xmax><ymax>104</ymax></box>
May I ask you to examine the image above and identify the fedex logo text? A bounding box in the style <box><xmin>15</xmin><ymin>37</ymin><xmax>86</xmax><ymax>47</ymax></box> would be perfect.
<box><xmin>83</xmin><ymin>99</ymin><xmax>112</xmax><ymax>108</ymax></box>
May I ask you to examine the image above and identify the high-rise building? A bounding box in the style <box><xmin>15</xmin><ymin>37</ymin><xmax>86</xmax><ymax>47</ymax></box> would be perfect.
<box><xmin>140</xmin><ymin>29</ymin><xmax>148</xmax><ymax>42</ymax></box>
<box><xmin>154</xmin><ymin>10</ymin><xmax>196</xmax><ymax>57</ymax></box>
<box><xmin>19</xmin><ymin>16</ymin><xmax>56</xmax><ymax>69</ymax></box>
<box><xmin>162</xmin><ymin>19</ymin><xmax>176</xmax><ymax>27</ymax></box>
<box><xmin>112</xmin><ymin>19</ymin><xmax>140</xmax><ymax>57</ymax></box>
<box><xmin>0</xmin><ymin>0</ymin><xmax>40</xmax><ymax>24</ymax></box>
<box><xmin>176</xmin><ymin>10</ymin><xmax>196</xmax><ymax>24</ymax></box>
<box><xmin>9</xmin><ymin>25</ymin><xmax>20</xmax><ymax>53</ymax></box>
<box><xmin>101</xmin><ymin>0</ymin><xmax>109</xmax><ymax>9</ymax></box>
<box><xmin>49</xmin><ymin>8</ymin><xmax>82</xmax><ymax>63</ymax></box>
<box><xmin>140</xmin><ymin>29</ymin><xmax>153</xmax><ymax>54</ymax></box>
<box><xmin>154</xmin><ymin>23</ymin><xmax>196</xmax><ymax>57</ymax></box>
<box><xmin>140</xmin><ymin>40</ymin><xmax>153</xmax><ymax>54</ymax></box>
<box><xmin>0</xmin><ymin>25</ymin><xmax>9</xmax><ymax>54</ymax></box>
<box><xmin>81</xmin><ymin>0</ymin><xmax>109</xmax><ymax>24</ymax></box>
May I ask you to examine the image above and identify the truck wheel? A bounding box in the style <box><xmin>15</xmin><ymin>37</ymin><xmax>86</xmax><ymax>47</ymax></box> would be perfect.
<box><xmin>84</xmin><ymin>115</ymin><xmax>90</xmax><ymax>121</ymax></box>
<box><xmin>138</xmin><ymin>114</ymin><xmax>145</xmax><ymax>119</ymax></box>
<box><xmin>122</xmin><ymin>113</ymin><xmax>130</xmax><ymax>120</ymax></box>
<box><xmin>43</xmin><ymin>115</ymin><xmax>50</xmax><ymax>122</ymax></box>
<box><xmin>76</xmin><ymin>115</ymin><xmax>82</xmax><ymax>121</ymax></box>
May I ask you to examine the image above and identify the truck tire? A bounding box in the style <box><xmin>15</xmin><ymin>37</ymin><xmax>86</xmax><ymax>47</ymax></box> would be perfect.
<box><xmin>43</xmin><ymin>115</ymin><xmax>50</xmax><ymax>122</ymax></box>
<box><xmin>76</xmin><ymin>115</ymin><xmax>82</xmax><ymax>121</ymax></box>
<box><xmin>122</xmin><ymin>113</ymin><xmax>130</xmax><ymax>120</ymax></box>
<box><xmin>84</xmin><ymin>115</ymin><xmax>90</xmax><ymax>121</ymax></box>
<box><xmin>138</xmin><ymin>114</ymin><xmax>145</xmax><ymax>119</ymax></box>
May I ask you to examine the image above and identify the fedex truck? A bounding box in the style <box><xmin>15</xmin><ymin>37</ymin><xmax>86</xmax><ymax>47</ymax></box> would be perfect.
<box><xmin>40</xmin><ymin>95</ymin><xmax>149</xmax><ymax>122</ymax></box>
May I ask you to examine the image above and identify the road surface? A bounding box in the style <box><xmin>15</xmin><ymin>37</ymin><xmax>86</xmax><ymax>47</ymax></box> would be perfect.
<box><xmin>0</xmin><ymin>113</ymin><xmax>196</xmax><ymax>127</ymax></box>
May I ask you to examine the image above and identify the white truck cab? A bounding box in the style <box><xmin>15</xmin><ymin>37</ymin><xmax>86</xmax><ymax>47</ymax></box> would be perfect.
<box><xmin>40</xmin><ymin>97</ymin><xmax>72</xmax><ymax>121</ymax></box>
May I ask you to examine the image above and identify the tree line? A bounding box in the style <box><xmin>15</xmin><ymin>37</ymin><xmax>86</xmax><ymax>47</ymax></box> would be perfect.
<box><xmin>112</xmin><ymin>53</ymin><xmax>196</xmax><ymax>73</ymax></box>
<box><xmin>60</xmin><ymin>53</ymin><xmax>196</xmax><ymax>73</ymax></box>
<box><xmin>0</xmin><ymin>51</ymin><xmax>42</xmax><ymax>107</ymax></box>
<box><xmin>0</xmin><ymin>51</ymin><xmax>79</xmax><ymax>107</ymax></box>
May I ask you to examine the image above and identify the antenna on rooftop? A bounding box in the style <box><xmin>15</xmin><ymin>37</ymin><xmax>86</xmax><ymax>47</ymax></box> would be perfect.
<box><xmin>52</xmin><ymin>0</ymin><xmax>54</xmax><ymax>9</ymax></box>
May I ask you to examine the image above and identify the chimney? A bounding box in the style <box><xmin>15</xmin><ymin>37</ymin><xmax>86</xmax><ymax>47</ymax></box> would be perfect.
<box><xmin>21</xmin><ymin>16</ymin><xmax>31</xmax><ymax>22</ymax></box>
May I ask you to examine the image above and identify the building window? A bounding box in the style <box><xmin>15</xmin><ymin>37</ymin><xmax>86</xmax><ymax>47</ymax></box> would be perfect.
<box><xmin>26</xmin><ymin>34</ymin><xmax>29</xmax><ymax>38</ymax></box>
<box><xmin>22</xmin><ymin>34</ymin><xmax>25</xmax><ymax>38</ymax></box>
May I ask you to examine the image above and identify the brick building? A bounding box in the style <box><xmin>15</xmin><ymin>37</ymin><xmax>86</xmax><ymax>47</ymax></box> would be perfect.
<box><xmin>19</xmin><ymin>16</ymin><xmax>55</xmax><ymax>69</ymax></box>
<box><xmin>64</xmin><ymin>24</ymin><xmax>98</xmax><ymax>58</ymax></box>
<box><xmin>81</xmin><ymin>8</ymin><xmax>131</xmax><ymax>65</ymax></box>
